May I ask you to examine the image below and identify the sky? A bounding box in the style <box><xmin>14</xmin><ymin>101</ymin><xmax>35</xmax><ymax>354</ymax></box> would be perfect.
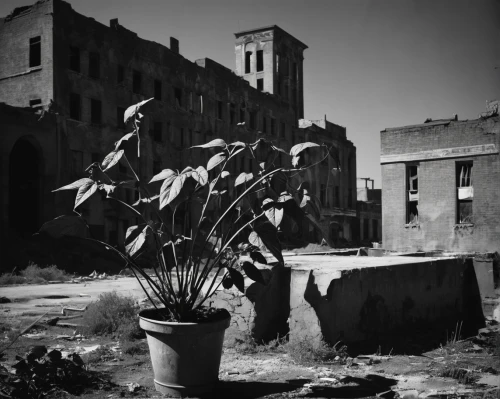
<box><xmin>2</xmin><ymin>0</ymin><xmax>499</xmax><ymax>187</ymax></box>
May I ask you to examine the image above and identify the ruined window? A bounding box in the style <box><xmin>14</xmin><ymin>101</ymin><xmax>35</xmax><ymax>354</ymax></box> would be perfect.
<box><xmin>257</xmin><ymin>78</ymin><xmax>264</xmax><ymax>91</ymax></box>
<box><xmin>456</xmin><ymin>162</ymin><xmax>473</xmax><ymax>224</ymax></box>
<box><xmin>270</xmin><ymin>118</ymin><xmax>276</xmax><ymax>135</ymax></box>
<box><xmin>239</xmin><ymin>107</ymin><xmax>245</xmax><ymax>123</ymax></box>
<box><xmin>245</xmin><ymin>51</ymin><xmax>252</xmax><ymax>74</ymax></box>
<box><xmin>256</xmin><ymin>50</ymin><xmax>264</xmax><ymax>72</ymax></box>
<box><xmin>406</xmin><ymin>165</ymin><xmax>419</xmax><ymax>224</ymax></box>
<box><xmin>29</xmin><ymin>99</ymin><xmax>42</xmax><ymax>110</ymax></box>
<box><xmin>174</xmin><ymin>87</ymin><xmax>182</xmax><ymax>107</ymax></box>
<box><xmin>88</xmin><ymin>52</ymin><xmax>100</xmax><ymax>79</ymax></box>
<box><xmin>90</xmin><ymin>98</ymin><xmax>102</xmax><ymax>124</ymax></box>
<box><xmin>29</xmin><ymin>36</ymin><xmax>41</xmax><ymax>67</ymax></box>
<box><xmin>262</xmin><ymin>116</ymin><xmax>267</xmax><ymax>133</ymax></box>
<box><xmin>188</xmin><ymin>129</ymin><xmax>193</xmax><ymax>147</ymax></box>
<box><xmin>284</xmin><ymin>84</ymin><xmax>289</xmax><ymax>101</ymax></box>
<box><xmin>276</xmin><ymin>53</ymin><xmax>280</xmax><ymax>73</ymax></box>
<box><xmin>116</xmin><ymin>107</ymin><xmax>125</xmax><ymax>129</ymax></box>
<box><xmin>373</xmin><ymin>219</ymin><xmax>379</xmax><ymax>240</ymax></box>
<box><xmin>133</xmin><ymin>70</ymin><xmax>141</xmax><ymax>94</ymax></box>
<box><xmin>153</xmin><ymin>122</ymin><xmax>162</xmax><ymax>143</ymax></box>
<box><xmin>179</xmin><ymin>127</ymin><xmax>184</xmax><ymax>148</ymax></box>
<box><xmin>283</xmin><ymin>57</ymin><xmax>289</xmax><ymax>76</ymax></box>
<box><xmin>334</xmin><ymin>186</ymin><xmax>340</xmax><ymax>206</ymax></box>
<box><xmin>69</xmin><ymin>46</ymin><xmax>80</xmax><ymax>72</ymax></box>
<box><xmin>117</xmin><ymin>65</ymin><xmax>124</xmax><ymax>84</ymax></box>
<box><xmin>69</xmin><ymin>93</ymin><xmax>80</xmax><ymax>120</ymax></box>
<box><xmin>363</xmin><ymin>218</ymin><xmax>369</xmax><ymax>239</ymax></box>
<box><xmin>188</xmin><ymin>92</ymin><xmax>193</xmax><ymax>111</ymax></box>
<box><xmin>249</xmin><ymin>111</ymin><xmax>257</xmax><ymax>130</ymax></box>
<box><xmin>293</xmin><ymin>62</ymin><xmax>298</xmax><ymax>81</ymax></box>
<box><xmin>348</xmin><ymin>188</ymin><xmax>353</xmax><ymax>208</ymax></box>
<box><xmin>230</xmin><ymin>103</ymin><xmax>236</xmax><ymax>124</ymax></box>
<box><xmin>320</xmin><ymin>184</ymin><xmax>326</xmax><ymax>206</ymax></box>
<box><xmin>217</xmin><ymin>100</ymin><xmax>223</xmax><ymax>120</ymax></box>
<box><xmin>280</xmin><ymin>122</ymin><xmax>285</xmax><ymax>138</ymax></box>
<box><xmin>292</xmin><ymin>88</ymin><xmax>297</xmax><ymax>106</ymax></box>
<box><xmin>154</xmin><ymin>80</ymin><xmax>162</xmax><ymax>101</ymax></box>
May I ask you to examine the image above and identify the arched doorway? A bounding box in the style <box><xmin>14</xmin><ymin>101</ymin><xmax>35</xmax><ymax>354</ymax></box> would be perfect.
<box><xmin>9</xmin><ymin>138</ymin><xmax>42</xmax><ymax>237</ymax></box>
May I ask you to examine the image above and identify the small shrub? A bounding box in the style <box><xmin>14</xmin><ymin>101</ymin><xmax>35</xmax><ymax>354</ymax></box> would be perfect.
<box><xmin>0</xmin><ymin>274</ymin><xmax>26</xmax><ymax>285</ymax></box>
<box><xmin>440</xmin><ymin>366</ymin><xmax>478</xmax><ymax>384</ymax></box>
<box><xmin>21</xmin><ymin>263</ymin><xmax>70</xmax><ymax>282</ymax></box>
<box><xmin>82</xmin><ymin>292</ymin><xmax>140</xmax><ymax>337</ymax></box>
<box><xmin>121</xmin><ymin>340</ymin><xmax>148</xmax><ymax>356</ymax></box>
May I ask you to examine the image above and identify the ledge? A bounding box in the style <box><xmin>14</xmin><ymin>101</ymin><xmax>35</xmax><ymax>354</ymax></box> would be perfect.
<box><xmin>454</xmin><ymin>223</ymin><xmax>474</xmax><ymax>230</ymax></box>
<box><xmin>0</xmin><ymin>66</ymin><xmax>42</xmax><ymax>82</ymax></box>
<box><xmin>404</xmin><ymin>223</ymin><xmax>420</xmax><ymax>229</ymax></box>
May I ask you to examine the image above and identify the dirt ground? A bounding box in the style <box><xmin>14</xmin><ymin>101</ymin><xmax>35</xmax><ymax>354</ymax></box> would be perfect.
<box><xmin>1</xmin><ymin>278</ymin><xmax>499</xmax><ymax>398</ymax></box>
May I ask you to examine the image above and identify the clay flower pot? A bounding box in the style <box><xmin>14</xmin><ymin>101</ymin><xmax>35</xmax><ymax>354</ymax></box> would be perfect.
<box><xmin>139</xmin><ymin>308</ymin><xmax>230</xmax><ymax>397</ymax></box>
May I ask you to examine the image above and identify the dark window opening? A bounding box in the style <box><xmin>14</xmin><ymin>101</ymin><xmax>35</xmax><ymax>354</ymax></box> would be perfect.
<box><xmin>262</xmin><ymin>116</ymin><xmax>267</xmax><ymax>133</ymax></box>
<box><xmin>245</xmin><ymin>51</ymin><xmax>252</xmax><ymax>74</ymax></box>
<box><xmin>92</xmin><ymin>152</ymin><xmax>100</xmax><ymax>163</ymax></box>
<box><xmin>29</xmin><ymin>99</ymin><xmax>42</xmax><ymax>110</ymax></box>
<box><xmin>174</xmin><ymin>87</ymin><xmax>182</xmax><ymax>107</ymax></box>
<box><xmin>133</xmin><ymin>70</ymin><xmax>141</xmax><ymax>94</ymax></box>
<box><xmin>270</xmin><ymin>118</ymin><xmax>275</xmax><ymax>135</ymax></box>
<box><xmin>117</xmin><ymin>65</ymin><xmax>124</xmax><ymax>84</ymax></box>
<box><xmin>29</xmin><ymin>36</ymin><xmax>41</xmax><ymax>67</ymax></box>
<box><xmin>280</xmin><ymin>122</ymin><xmax>285</xmax><ymax>138</ymax></box>
<box><xmin>88</xmin><ymin>52</ymin><xmax>100</xmax><ymax>79</ymax></box>
<box><xmin>90</xmin><ymin>98</ymin><xmax>102</xmax><ymax>124</ymax></box>
<box><xmin>456</xmin><ymin>162</ymin><xmax>473</xmax><ymax>224</ymax></box>
<box><xmin>256</xmin><ymin>50</ymin><xmax>264</xmax><ymax>72</ymax></box>
<box><xmin>348</xmin><ymin>188</ymin><xmax>353</xmax><ymax>208</ymax></box>
<box><xmin>373</xmin><ymin>219</ymin><xmax>379</xmax><ymax>241</ymax></box>
<box><xmin>217</xmin><ymin>100</ymin><xmax>223</xmax><ymax>120</ymax></box>
<box><xmin>257</xmin><ymin>78</ymin><xmax>264</xmax><ymax>91</ymax></box>
<box><xmin>154</xmin><ymin>79</ymin><xmax>162</xmax><ymax>101</ymax></box>
<box><xmin>363</xmin><ymin>219</ymin><xmax>369</xmax><ymax>240</ymax></box>
<box><xmin>240</xmin><ymin>107</ymin><xmax>245</xmax><ymax>123</ymax></box>
<box><xmin>334</xmin><ymin>186</ymin><xmax>339</xmax><ymax>206</ymax></box>
<box><xmin>406</xmin><ymin>165</ymin><xmax>419</xmax><ymax>224</ymax></box>
<box><xmin>117</xmin><ymin>107</ymin><xmax>126</xmax><ymax>129</ymax></box>
<box><xmin>180</xmin><ymin>127</ymin><xmax>184</xmax><ymax>148</ymax></box>
<box><xmin>320</xmin><ymin>184</ymin><xmax>326</xmax><ymax>206</ymax></box>
<box><xmin>230</xmin><ymin>103</ymin><xmax>236</xmax><ymax>124</ymax></box>
<box><xmin>293</xmin><ymin>62</ymin><xmax>297</xmax><ymax>81</ymax></box>
<box><xmin>153</xmin><ymin>122</ymin><xmax>162</xmax><ymax>143</ymax></box>
<box><xmin>249</xmin><ymin>111</ymin><xmax>257</xmax><ymax>130</ymax></box>
<box><xmin>69</xmin><ymin>93</ymin><xmax>81</xmax><ymax>120</ymax></box>
<box><xmin>69</xmin><ymin>46</ymin><xmax>80</xmax><ymax>72</ymax></box>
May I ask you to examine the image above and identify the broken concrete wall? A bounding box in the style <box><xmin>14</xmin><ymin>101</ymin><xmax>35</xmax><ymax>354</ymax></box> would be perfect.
<box><xmin>288</xmin><ymin>256</ymin><xmax>484</xmax><ymax>353</ymax></box>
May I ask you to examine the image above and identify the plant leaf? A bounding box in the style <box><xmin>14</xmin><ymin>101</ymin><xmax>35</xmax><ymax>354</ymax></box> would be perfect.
<box><xmin>125</xmin><ymin>225</ymin><xmax>148</xmax><ymax>257</ymax></box>
<box><xmin>229</xmin><ymin>141</ymin><xmax>246</xmax><ymax>148</ymax></box>
<box><xmin>38</xmin><ymin>215</ymin><xmax>90</xmax><ymax>239</ymax></box>
<box><xmin>221</xmin><ymin>171</ymin><xmax>230</xmax><ymax>178</ymax></box>
<box><xmin>249</xmin><ymin>251</ymin><xmax>267</xmax><ymax>264</ymax></box>
<box><xmin>263</xmin><ymin>199</ymin><xmax>284</xmax><ymax>227</ymax></box>
<box><xmin>52</xmin><ymin>178</ymin><xmax>93</xmax><ymax>192</ymax></box>
<box><xmin>254</xmin><ymin>222</ymin><xmax>284</xmax><ymax>264</ymax></box>
<box><xmin>290</xmin><ymin>142</ymin><xmax>320</xmax><ymax>157</ymax></box>
<box><xmin>277</xmin><ymin>192</ymin><xmax>293</xmax><ymax>203</ymax></box>
<box><xmin>242</xmin><ymin>261</ymin><xmax>266</xmax><ymax>285</ymax></box>
<box><xmin>166</xmin><ymin>174</ymin><xmax>187</xmax><ymax>206</ymax></box>
<box><xmin>124</xmin><ymin>98</ymin><xmax>153</xmax><ymax>123</ymax></box>
<box><xmin>235</xmin><ymin>172</ymin><xmax>253</xmax><ymax>187</ymax></box>
<box><xmin>149</xmin><ymin>169</ymin><xmax>176</xmax><ymax>184</ymax></box>
<box><xmin>291</xmin><ymin>155</ymin><xmax>301</xmax><ymax>167</ymax></box>
<box><xmin>114</xmin><ymin>131</ymin><xmax>135</xmax><ymax>150</ymax></box>
<box><xmin>192</xmin><ymin>166</ymin><xmax>208</xmax><ymax>186</ymax></box>
<box><xmin>74</xmin><ymin>181</ymin><xmax>97</xmax><ymax>209</ymax></box>
<box><xmin>248</xmin><ymin>231</ymin><xmax>264</xmax><ymax>248</ymax></box>
<box><xmin>207</xmin><ymin>152</ymin><xmax>226</xmax><ymax>171</ymax></box>
<box><xmin>99</xmin><ymin>184</ymin><xmax>116</xmax><ymax>196</ymax></box>
<box><xmin>191</xmin><ymin>138</ymin><xmax>226</xmax><ymax>149</ymax></box>
<box><xmin>227</xmin><ymin>268</ymin><xmax>245</xmax><ymax>293</ymax></box>
<box><xmin>101</xmin><ymin>150</ymin><xmax>124</xmax><ymax>172</ymax></box>
<box><xmin>222</xmin><ymin>276</ymin><xmax>233</xmax><ymax>289</ymax></box>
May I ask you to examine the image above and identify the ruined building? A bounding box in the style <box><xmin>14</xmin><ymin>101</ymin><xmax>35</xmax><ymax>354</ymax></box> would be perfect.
<box><xmin>0</xmin><ymin>0</ymin><xmax>357</xmax><ymax>270</ymax></box>
<box><xmin>380</xmin><ymin>100</ymin><xmax>500</xmax><ymax>253</ymax></box>
<box><xmin>356</xmin><ymin>177</ymin><xmax>381</xmax><ymax>244</ymax></box>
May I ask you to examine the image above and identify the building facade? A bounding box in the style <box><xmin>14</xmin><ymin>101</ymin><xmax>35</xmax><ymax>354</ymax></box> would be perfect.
<box><xmin>380</xmin><ymin>101</ymin><xmax>500</xmax><ymax>253</ymax></box>
<box><xmin>0</xmin><ymin>0</ymin><xmax>356</xmax><ymax>269</ymax></box>
<box><xmin>356</xmin><ymin>178</ymin><xmax>381</xmax><ymax>245</ymax></box>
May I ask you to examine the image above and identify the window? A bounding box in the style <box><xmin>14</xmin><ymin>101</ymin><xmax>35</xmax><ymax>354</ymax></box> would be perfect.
<box><xmin>179</xmin><ymin>127</ymin><xmax>184</xmax><ymax>148</ymax></box>
<box><xmin>284</xmin><ymin>84</ymin><xmax>289</xmax><ymax>101</ymax></box>
<box><xmin>373</xmin><ymin>219</ymin><xmax>379</xmax><ymax>240</ymax></box>
<box><xmin>117</xmin><ymin>107</ymin><xmax>125</xmax><ymax>129</ymax></box>
<box><xmin>188</xmin><ymin>129</ymin><xmax>193</xmax><ymax>147</ymax></box>
<box><xmin>133</xmin><ymin>70</ymin><xmax>141</xmax><ymax>94</ymax></box>
<box><xmin>280</xmin><ymin>122</ymin><xmax>285</xmax><ymax>138</ymax></box>
<box><xmin>256</xmin><ymin>50</ymin><xmax>264</xmax><ymax>72</ymax></box>
<box><xmin>262</xmin><ymin>116</ymin><xmax>267</xmax><ymax>133</ymax></box>
<box><xmin>245</xmin><ymin>51</ymin><xmax>252</xmax><ymax>74</ymax></box>
<box><xmin>239</xmin><ymin>107</ymin><xmax>245</xmax><ymax>123</ymax></box>
<box><xmin>363</xmin><ymin>218</ymin><xmax>369</xmax><ymax>240</ymax></box>
<box><xmin>29</xmin><ymin>99</ymin><xmax>42</xmax><ymax>110</ymax></box>
<box><xmin>257</xmin><ymin>78</ymin><xmax>264</xmax><ymax>91</ymax></box>
<box><xmin>154</xmin><ymin>80</ymin><xmax>162</xmax><ymax>101</ymax></box>
<box><xmin>90</xmin><ymin>98</ymin><xmax>102</xmax><ymax>124</ymax></box>
<box><xmin>270</xmin><ymin>118</ymin><xmax>276</xmax><ymax>135</ymax></box>
<box><xmin>174</xmin><ymin>87</ymin><xmax>182</xmax><ymax>107</ymax></box>
<box><xmin>348</xmin><ymin>188</ymin><xmax>353</xmax><ymax>208</ymax></box>
<box><xmin>292</xmin><ymin>88</ymin><xmax>297</xmax><ymax>106</ymax></box>
<box><xmin>406</xmin><ymin>165</ymin><xmax>419</xmax><ymax>224</ymax></box>
<box><xmin>320</xmin><ymin>184</ymin><xmax>326</xmax><ymax>206</ymax></box>
<box><xmin>188</xmin><ymin>92</ymin><xmax>193</xmax><ymax>111</ymax></box>
<box><xmin>293</xmin><ymin>62</ymin><xmax>298</xmax><ymax>81</ymax></box>
<box><xmin>117</xmin><ymin>65</ymin><xmax>124</xmax><ymax>84</ymax></box>
<box><xmin>217</xmin><ymin>100</ymin><xmax>223</xmax><ymax>120</ymax></box>
<box><xmin>230</xmin><ymin>103</ymin><xmax>236</xmax><ymax>124</ymax></box>
<box><xmin>457</xmin><ymin>162</ymin><xmax>473</xmax><ymax>224</ymax></box>
<box><xmin>153</xmin><ymin>122</ymin><xmax>162</xmax><ymax>143</ymax></box>
<box><xmin>334</xmin><ymin>186</ymin><xmax>340</xmax><ymax>206</ymax></box>
<box><xmin>69</xmin><ymin>46</ymin><xmax>80</xmax><ymax>72</ymax></box>
<box><xmin>88</xmin><ymin>52</ymin><xmax>100</xmax><ymax>79</ymax></box>
<box><xmin>29</xmin><ymin>36</ymin><xmax>41</xmax><ymax>67</ymax></box>
<box><xmin>249</xmin><ymin>111</ymin><xmax>257</xmax><ymax>130</ymax></box>
<box><xmin>70</xmin><ymin>93</ymin><xmax>81</xmax><ymax>120</ymax></box>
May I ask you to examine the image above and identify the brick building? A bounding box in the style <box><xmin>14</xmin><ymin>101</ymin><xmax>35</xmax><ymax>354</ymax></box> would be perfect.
<box><xmin>380</xmin><ymin>101</ymin><xmax>500</xmax><ymax>253</ymax></box>
<box><xmin>0</xmin><ymin>0</ymin><xmax>356</xmax><ymax>269</ymax></box>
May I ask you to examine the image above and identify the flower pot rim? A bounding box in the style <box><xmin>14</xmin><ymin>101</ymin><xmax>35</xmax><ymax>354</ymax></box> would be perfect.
<box><xmin>139</xmin><ymin>307</ymin><xmax>230</xmax><ymax>327</ymax></box>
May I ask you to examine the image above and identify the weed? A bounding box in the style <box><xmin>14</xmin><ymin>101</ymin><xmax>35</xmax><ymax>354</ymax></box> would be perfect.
<box><xmin>21</xmin><ymin>262</ymin><xmax>70</xmax><ymax>282</ymax></box>
<box><xmin>81</xmin><ymin>292</ymin><xmax>140</xmax><ymax>337</ymax></box>
<box><xmin>121</xmin><ymin>340</ymin><xmax>149</xmax><ymax>356</ymax></box>
<box><xmin>285</xmin><ymin>338</ymin><xmax>349</xmax><ymax>365</ymax></box>
<box><xmin>439</xmin><ymin>366</ymin><xmax>478</xmax><ymax>384</ymax></box>
<box><xmin>227</xmin><ymin>332</ymin><xmax>287</xmax><ymax>355</ymax></box>
<box><xmin>0</xmin><ymin>274</ymin><xmax>26</xmax><ymax>285</ymax></box>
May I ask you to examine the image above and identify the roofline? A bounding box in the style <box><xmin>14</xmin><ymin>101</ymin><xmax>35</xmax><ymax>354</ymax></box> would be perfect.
<box><xmin>234</xmin><ymin>25</ymin><xmax>308</xmax><ymax>49</ymax></box>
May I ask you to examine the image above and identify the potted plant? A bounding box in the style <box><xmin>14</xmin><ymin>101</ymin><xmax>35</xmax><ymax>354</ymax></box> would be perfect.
<box><xmin>46</xmin><ymin>99</ymin><xmax>334</xmax><ymax>397</ymax></box>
